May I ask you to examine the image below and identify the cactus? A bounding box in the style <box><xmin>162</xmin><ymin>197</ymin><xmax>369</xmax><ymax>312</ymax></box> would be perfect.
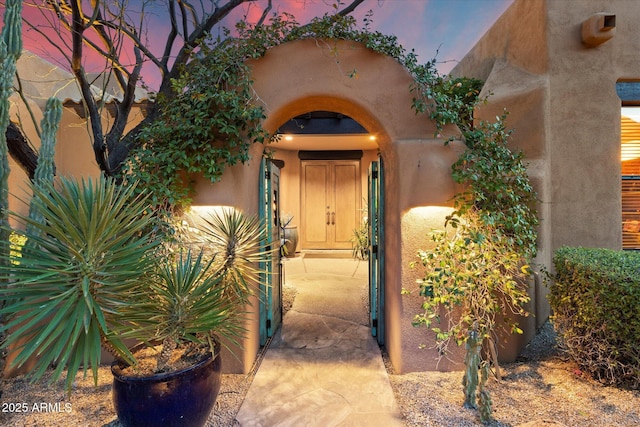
<box><xmin>27</xmin><ymin>97</ymin><xmax>61</xmax><ymax>232</ymax></box>
<box><xmin>462</xmin><ymin>328</ymin><xmax>481</xmax><ymax>410</ymax></box>
<box><xmin>0</xmin><ymin>0</ymin><xmax>22</xmax><ymax>410</ymax></box>
<box><xmin>0</xmin><ymin>0</ymin><xmax>23</xmax><ymax>237</ymax></box>
<box><xmin>461</xmin><ymin>325</ymin><xmax>493</xmax><ymax>424</ymax></box>
<box><xmin>34</xmin><ymin>97</ymin><xmax>61</xmax><ymax>183</ymax></box>
<box><xmin>478</xmin><ymin>362</ymin><xmax>493</xmax><ymax>423</ymax></box>
<box><xmin>1</xmin><ymin>0</ymin><xmax>22</xmax><ymax>58</ymax></box>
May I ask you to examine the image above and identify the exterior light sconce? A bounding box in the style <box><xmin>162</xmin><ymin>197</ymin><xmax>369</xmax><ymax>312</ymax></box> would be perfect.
<box><xmin>582</xmin><ymin>13</ymin><xmax>616</xmax><ymax>47</ymax></box>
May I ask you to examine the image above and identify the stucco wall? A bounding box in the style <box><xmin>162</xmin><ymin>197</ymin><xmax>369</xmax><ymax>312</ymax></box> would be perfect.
<box><xmin>193</xmin><ymin>38</ymin><xmax>464</xmax><ymax>373</ymax></box>
<box><xmin>452</xmin><ymin>0</ymin><xmax>640</xmax><ymax>336</ymax></box>
<box><xmin>11</xmin><ymin>34</ymin><xmax>543</xmax><ymax>375</ymax></box>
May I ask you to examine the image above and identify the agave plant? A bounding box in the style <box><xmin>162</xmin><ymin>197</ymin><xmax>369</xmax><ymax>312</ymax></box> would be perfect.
<box><xmin>0</xmin><ymin>176</ymin><xmax>160</xmax><ymax>390</ymax></box>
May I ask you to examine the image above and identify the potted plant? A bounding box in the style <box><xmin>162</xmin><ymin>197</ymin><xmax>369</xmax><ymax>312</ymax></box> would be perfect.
<box><xmin>0</xmin><ymin>176</ymin><xmax>267</xmax><ymax>427</ymax></box>
<box><xmin>112</xmin><ymin>208</ymin><xmax>267</xmax><ymax>427</ymax></box>
<box><xmin>280</xmin><ymin>213</ymin><xmax>297</xmax><ymax>258</ymax></box>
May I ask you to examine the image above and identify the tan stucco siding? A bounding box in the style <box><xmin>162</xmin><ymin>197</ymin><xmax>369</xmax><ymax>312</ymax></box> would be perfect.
<box><xmin>451</xmin><ymin>0</ymin><xmax>640</xmax><ymax>333</ymax></box>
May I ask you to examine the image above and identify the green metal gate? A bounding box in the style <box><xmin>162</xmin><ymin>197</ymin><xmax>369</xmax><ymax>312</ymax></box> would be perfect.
<box><xmin>368</xmin><ymin>158</ymin><xmax>385</xmax><ymax>345</ymax></box>
<box><xmin>259</xmin><ymin>158</ymin><xmax>282</xmax><ymax>345</ymax></box>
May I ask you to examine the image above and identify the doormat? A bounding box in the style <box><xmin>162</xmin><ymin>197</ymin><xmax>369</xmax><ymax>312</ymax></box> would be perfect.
<box><xmin>302</xmin><ymin>250</ymin><xmax>353</xmax><ymax>259</ymax></box>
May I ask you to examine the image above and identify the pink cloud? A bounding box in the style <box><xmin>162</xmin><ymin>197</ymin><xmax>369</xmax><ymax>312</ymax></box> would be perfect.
<box><xmin>12</xmin><ymin>0</ymin><xmax>513</xmax><ymax>89</ymax></box>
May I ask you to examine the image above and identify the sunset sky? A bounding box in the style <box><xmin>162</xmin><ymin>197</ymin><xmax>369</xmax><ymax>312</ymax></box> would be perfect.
<box><xmin>217</xmin><ymin>0</ymin><xmax>514</xmax><ymax>74</ymax></box>
<box><xmin>15</xmin><ymin>0</ymin><xmax>514</xmax><ymax>88</ymax></box>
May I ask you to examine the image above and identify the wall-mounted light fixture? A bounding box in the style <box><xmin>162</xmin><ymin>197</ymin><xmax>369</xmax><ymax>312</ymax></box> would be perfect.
<box><xmin>582</xmin><ymin>13</ymin><xmax>616</xmax><ymax>47</ymax></box>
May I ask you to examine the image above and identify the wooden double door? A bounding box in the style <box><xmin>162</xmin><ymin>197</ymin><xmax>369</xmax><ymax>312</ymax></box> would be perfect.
<box><xmin>301</xmin><ymin>160</ymin><xmax>360</xmax><ymax>250</ymax></box>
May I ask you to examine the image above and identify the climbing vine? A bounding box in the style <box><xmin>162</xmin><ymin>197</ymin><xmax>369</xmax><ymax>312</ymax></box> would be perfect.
<box><xmin>123</xmin><ymin>11</ymin><xmax>442</xmax><ymax>211</ymax></box>
<box><xmin>410</xmin><ymin>42</ymin><xmax>538</xmax><ymax>427</ymax></box>
<box><xmin>122</xmin><ymin>10</ymin><xmax>539</xmax><ymax>423</ymax></box>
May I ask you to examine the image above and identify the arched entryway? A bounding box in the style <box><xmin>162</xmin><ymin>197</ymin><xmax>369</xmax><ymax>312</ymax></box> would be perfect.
<box><xmin>258</xmin><ymin>108</ymin><xmax>386</xmax><ymax>346</ymax></box>
<box><xmin>192</xmin><ymin>38</ymin><xmax>464</xmax><ymax>374</ymax></box>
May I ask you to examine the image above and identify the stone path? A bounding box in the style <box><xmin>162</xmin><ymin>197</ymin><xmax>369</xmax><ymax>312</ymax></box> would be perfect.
<box><xmin>236</xmin><ymin>257</ymin><xmax>403</xmax><ymax>426</ymax></box>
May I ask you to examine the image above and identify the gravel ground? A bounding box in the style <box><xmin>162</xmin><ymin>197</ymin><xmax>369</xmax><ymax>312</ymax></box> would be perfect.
<box><xmin>386</xmin><ymin>321</ymin><xmax>640</xmax><ymax>427</ymax></box>
<box><xmin>2</xmin><ymin>289</ymin><xmax>639</xmax><ymax>427</ymax></box>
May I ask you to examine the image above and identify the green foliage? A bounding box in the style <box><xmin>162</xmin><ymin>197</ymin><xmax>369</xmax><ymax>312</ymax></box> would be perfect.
<box><xmin>412</xmin><ymin>75</ymin><xmax>484</xmax><ymax>130</ymax></box>
<box><xmin>27</xmin><ymin>97</ymin><xmax>62</xmax><ymax>233</ymax></box>
<box><xmin>123</xmin><ymin>11</ymin><xmax>440</xmax><ymax>212</ymax></box>
<box><xmin>0</xmin><ymin>177</ymin><xmax>160</xmax><ymax>391</ymax></box>
<box><xmin>351</xmin><ymin>217</ymin><xmax>369</xmax><ymax>260</ymax></box>
<box><xmin>196</xmin><ymin>208</ymin><xmax>270</xmax><ymax>302</ymax></box>
<box><xmin>123</xmin><ymin>14</ymin><xmax>303</xmax><ymax>212</ymax></box>
<box><xmin>410</xmin><ymin>112</ymin><xmax>537</xmax><ymax>422</ymax></box>
<box><xmin>413</xmin><ymin>213</ymin><xmax>531</xmax><ymax>350</ymax></box>
<box><xmin>451</xmin><ymin>114</ymin><xmax>539</xmax><ymax>258</ymax></box>
<box><xmin>351</xmin><ymin>205</ymin><xmax>369</xmax><ymax>260</ymax></box>
<box><xmin>406</xmin><ymin>22</ymin><xmax>537</xmax><ymax>423</ymax></box>
<box><xmin>132</xmin><ymin>208</ymin><xmax>269</xmax><ymax>372</ymax></box>
<box><xmin>0</xmin><ymin>178</ymin><xmax>269</xmax><ymax>389</ymax></box>
<box><xmin>0</xmin><ymin>0</ymin><xmax>23</xmax><ymax>259</ymax></box>
<box><xmin>550</xmin><ymin>247</ymin><xmax>640</xmax><ymax>388</ymax></box>
<box><xmin>125</xmin><ymin>47</ymin><xmax>270</xmax><ymax>211</ymax></box>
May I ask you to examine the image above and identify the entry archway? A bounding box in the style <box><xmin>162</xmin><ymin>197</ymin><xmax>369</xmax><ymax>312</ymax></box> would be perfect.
<box><xmin>261</xmin><ymin>107</ymin><xmax>384</xmax><ymax>347</ymax></box>
<box><xmin>193</xmin><ymin>38</ymin><xmax>463</xmax><ymax>374</ymax></box>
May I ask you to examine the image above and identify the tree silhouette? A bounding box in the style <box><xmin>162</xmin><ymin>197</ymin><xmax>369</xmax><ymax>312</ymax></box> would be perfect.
<box><xmin>6</xmin><ymin>0</ymin><xmax>365</xmax><ymax>177</ymax></box>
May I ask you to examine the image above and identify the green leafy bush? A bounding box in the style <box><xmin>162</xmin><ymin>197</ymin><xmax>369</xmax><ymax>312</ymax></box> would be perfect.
<box><xmin>411</xmin><ymin>92</ymin><xmax>538</xmax><ymax>424</ymax></box>
<box><xmin>550</xmin><ymin>247</ymin><xmax>640</xmax><ymax>388</ymax></box>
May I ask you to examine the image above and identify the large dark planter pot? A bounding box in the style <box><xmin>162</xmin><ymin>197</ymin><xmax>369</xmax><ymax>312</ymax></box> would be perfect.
<box><xmin>111</xmin><ymin>341</ymin><xmax>222</xmax><ymax>427</ymax></box>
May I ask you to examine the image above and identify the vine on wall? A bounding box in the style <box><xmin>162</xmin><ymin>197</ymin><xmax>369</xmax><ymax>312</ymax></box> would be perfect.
<box><xmin>123</xmin><ymin>11</ymin><xmax>443</xmax><ymax>211</ymax></box>
<box><xmin>410</xmin><ymin>47</ymin><xmax>539</xmax><ymax>426</ymax></box>
<box><xmin>124</xmin><ymin>10</ymin><xmax>539</xmax><ymax>423</ymax></box>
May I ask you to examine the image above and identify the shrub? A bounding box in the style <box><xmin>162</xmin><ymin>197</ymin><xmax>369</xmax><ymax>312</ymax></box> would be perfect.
<box><xmin>550</xmin><ymin>247</ymin><xmax>640</xmax><ymax>388</ymax></box>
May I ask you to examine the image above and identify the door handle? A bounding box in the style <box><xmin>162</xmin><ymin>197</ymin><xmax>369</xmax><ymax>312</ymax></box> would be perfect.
<box><xmin>326</xmin><ymin>211</ymin><xmax>330</xmax><ymax>225</ymax></box>
<box><xmin>331</xmin><ymin>212</ymin><xmax>335</xmax><ymax>225</ymax></box>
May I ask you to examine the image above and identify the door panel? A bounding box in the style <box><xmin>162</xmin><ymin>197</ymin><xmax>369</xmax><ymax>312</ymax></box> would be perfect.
<box><xmin>301</xmin><ymin>160</ymin><xmax>360</xmax><ymax>250</ymax></box>
<box><xmin>259</xmin><ymin>158</ymin><xmax>282</xmax><ymax>345</ymax></box>
<box><xmin>301</xmin><ymin>163</ymin><xmax>329</xmax><ymax>246</ymax></box>
<box><xmin>369</xmin><ymin>159</ymin><xmax>385</xmax><ymax>344</ymax></box>
<box><xmin>334</xmin><ymin>163</ymin><xmax>358</xmax><ymax>246</ymax></box>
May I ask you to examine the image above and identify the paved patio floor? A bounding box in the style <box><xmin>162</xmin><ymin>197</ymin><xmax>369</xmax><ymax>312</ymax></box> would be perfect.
<box><xmin>236</xmin><ymin>256</ymin><xmax>403</xmax><ymax>426</ymax></box>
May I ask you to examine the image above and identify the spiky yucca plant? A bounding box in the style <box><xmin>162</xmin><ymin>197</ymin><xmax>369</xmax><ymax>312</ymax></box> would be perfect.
<box><xmin>200</xmin><ymin>208</ymin><xmax>269</xmax><ymax>299</ymax></box>
<box><xmin>0</xmin><ymin>176</ymin><xmax>160</xmax><ymax>391</ymax></box>
<box><xmin>0</xmin><ymin>178</ymin><xmax>268</xmax><ymax>389</ymax></box>
<box><xmin>123</xmin><ymin>208</ymin><xmax>269</xmax><ymax>373</ymax></box>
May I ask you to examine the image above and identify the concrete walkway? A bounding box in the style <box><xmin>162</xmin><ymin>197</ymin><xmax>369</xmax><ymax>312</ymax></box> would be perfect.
<box><xmin>236</xmin><ymin>256</ymin><xmax>403</xmax><ymax>426</ymax></box>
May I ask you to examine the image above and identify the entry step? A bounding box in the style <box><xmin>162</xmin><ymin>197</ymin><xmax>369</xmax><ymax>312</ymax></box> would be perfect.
<box><xmin>301</xmin><ymin>250</ymin><xmax>353</xmax><ymax>259</ymax></box>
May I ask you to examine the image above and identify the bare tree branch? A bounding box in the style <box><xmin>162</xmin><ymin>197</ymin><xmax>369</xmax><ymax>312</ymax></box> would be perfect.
<box><xmin>256</xmin><ymin>0</ymin><xmax>273</xmax><ymax>27</ymax></box>
<box><xmin>70</xmin><ymin>0</ymin><xmax>110</xmax><ymax>174</ymax></box>
<box><xmin>162</xmin><ymin>0</ymin><xmax>180</xmax><ymax>72</ymax></box>
<box><xmin>338</xmin><ymin>0</ymin><xmax>367</xmax><ymax>17</ymax></box>
<box><xmin>6</xmin><ymin>122</ymin><xmax>40</xmax><ymax>180</ymax></box>
<box><xmin>12</xmin><ymin>0</ymin><xmax>366</xmax><ymax>177</ymax></box>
